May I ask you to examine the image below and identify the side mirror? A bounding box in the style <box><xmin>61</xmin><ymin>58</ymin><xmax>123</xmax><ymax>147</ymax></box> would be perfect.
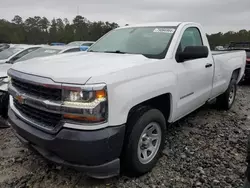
<box><xmin>177</xmin><ymin>46</ymin><xmax>209</xmax><ymax>63</ymax></box>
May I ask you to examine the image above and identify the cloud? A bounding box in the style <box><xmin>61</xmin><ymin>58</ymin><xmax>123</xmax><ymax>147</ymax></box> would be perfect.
<box><xmin>1</xmin><ymin>0</ymin><xmax>250</xmax><ymax>33</ymax></box>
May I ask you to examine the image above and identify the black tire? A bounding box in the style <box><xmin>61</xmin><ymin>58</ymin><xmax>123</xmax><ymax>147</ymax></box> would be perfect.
<box><xmin>0</xmin><ymin>92</ymin><xmax>9</xmax><ymax>119</ymax></box>
<box><xmin>216</xmin><ymin>78</ymin><xmax>237</xmax><ymax>110</ymax></box>
<box><xmin>121</xmin><ymin>106</ymin><xmax>166</xmax><ymax>177</ymax></box>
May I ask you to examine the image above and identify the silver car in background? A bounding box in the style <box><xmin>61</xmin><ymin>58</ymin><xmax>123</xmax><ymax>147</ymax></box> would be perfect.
<box><xmin>0</xmin><ymin>44</ymin><xmax>42</xmax><ymax>64</ymax></box>
<box><xmin>16</xmin><ymin>45</ymin><xmax>81</xmax><ymax>63</ymax></box>
<box><xmin>0</xmin><ymin>45</ymin><xmax>81</xmax><ymax>124</ymax></box>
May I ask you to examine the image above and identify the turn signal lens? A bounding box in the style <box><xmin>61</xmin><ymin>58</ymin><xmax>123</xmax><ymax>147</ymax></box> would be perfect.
<box><xmin>96</xmin><ymin>90</ymin><xmax>106</xmax><ymax>99</ymax></box>
<box><xmin>63</xmin><ymin>114</ymin><xmax>105</xmax><ymax>122</ymax></box>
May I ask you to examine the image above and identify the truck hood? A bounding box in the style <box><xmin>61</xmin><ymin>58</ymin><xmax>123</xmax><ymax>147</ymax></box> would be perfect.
<box><xmin>10</xmin><ymin>52</ymin><xmax>152</xmax><ymax>84</ymax></box>
<box><xmin>0</xmin><ymin>64</ymin><xmax>12</xmax><ymax>78</ymax></box>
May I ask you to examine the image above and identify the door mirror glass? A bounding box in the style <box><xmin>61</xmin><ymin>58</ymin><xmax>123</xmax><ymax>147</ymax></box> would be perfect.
<box><xmin>177</xmin><ymin>46</ymin><xmax>209</xmax><ymax>62</ymax></box>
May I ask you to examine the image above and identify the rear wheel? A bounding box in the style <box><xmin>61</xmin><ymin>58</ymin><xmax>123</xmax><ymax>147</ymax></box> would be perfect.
<box><xmin>122</xmin><ymin>107</ymin><xmax>166</xmax><ymax>177</ymax></box>
<box><xmin>216</xmin><ymin>78</ymin><xmax>237</xmax><ymax>110</ymax></box>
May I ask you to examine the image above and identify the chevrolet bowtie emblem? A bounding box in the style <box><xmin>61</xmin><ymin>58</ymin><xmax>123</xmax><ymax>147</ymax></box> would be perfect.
<box><xmin>16</xmin><ymin>94</ymin><xmax>25</xmax><ymax>104</ymax></box>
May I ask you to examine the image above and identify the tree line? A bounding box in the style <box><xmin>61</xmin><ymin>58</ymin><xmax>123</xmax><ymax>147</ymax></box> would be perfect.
<box><xmin>0</xmin><ymin>15</ymin><xmax>118</xmax><ymax>44</ymax></box>
<box><xmin>0</xmin><ymin>15</ymin><xmax>250</xmax><ymax>49</ymax></box>
<box><xmin>207</xmin><ymin>30</ymin><xmax>250</xmax><ymax>49</ymax></box>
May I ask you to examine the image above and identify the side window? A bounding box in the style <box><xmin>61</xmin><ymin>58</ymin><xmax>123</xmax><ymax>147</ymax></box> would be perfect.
<box><xmin>10</xmin><ymin>49</ymin><xmax>29</xmax><ymax>62</ymax></box>
<box><xmin>27</xmin><ymin>47</ymin><xmax>39</xmax><ymax>53</ymax></box>
<box><xmin>178</xmin><ymin>27</ymin><xmax>203</xmax><ymax>52</ymax></box>
<box><xmin>63</xmin><ymin>48</ymin><xmax>80</xmax><ymax>53</ymax></box>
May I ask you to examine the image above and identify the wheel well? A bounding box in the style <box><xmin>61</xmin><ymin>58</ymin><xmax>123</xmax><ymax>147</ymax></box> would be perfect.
<box><xmin>232</xmin><ymin>68</ymin><xmax>241</xmax><ymax>80</ymax></box>
<box><xmin>127</xmin><ymin>93</ymin><xmax>171</xmax><ymax>123</ymax></box>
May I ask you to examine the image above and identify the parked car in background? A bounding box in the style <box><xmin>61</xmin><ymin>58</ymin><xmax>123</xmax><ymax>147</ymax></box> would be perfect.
<box><xmin>80</xmin><ymin>46</ymin><xmax>90</xmax><ymax>51</ymax></box>
<box><xmin>214</xmin><ymin>46</ymin><xmax>224</xmax><ymax>51</ymax></box>
<box><xmin>0</xmin><ymin>45</ymin><xmax>81</xmax><ymax>122</ymax></box>
<box><xmin>0</xmin><ymin>45</ymin><xmax>41</xmax><ymax>64</ymax></box>
<box><xmin>67</xmin><ymin>41</ymin><xmax>95</xmax><ymax>51</ymax></box>
<box><xmin>7</xmin><ymin>22</ymin><xmax>246</xmax><ymax>178</ymax></box>
<box><xmin>0</xmin><ymin>43</ymin><xmax>10</xmax><ymax>52</ymax></box>
<box><xmin>16</xmin><ymin>45</ymin><xmax>81</xmax><ymax>63</ymax></box>
<box><xmin>50</xmin><ymin>42</ymin><xmax>65</xmax><ymax>46</ymax></box>
<box><xmin>224</xmin><ymin>44</ymin><xmax>229</xmax><ymax>50</ymax></box>
<box><xmin>67</xmin><ymin>41</ymin><xmax>95</xmax><ymax>47</ymax></box>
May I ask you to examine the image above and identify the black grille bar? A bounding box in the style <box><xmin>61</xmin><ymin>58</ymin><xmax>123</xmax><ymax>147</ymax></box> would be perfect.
<box><xmin>12</xmin><ymin>78</ymin><xmax>62</xmax><ymax>101</ymax></box>
<box><xmin>14</xmin><ymin>99</ymin><xmax>62</xmax><ymax>133</ymax></box>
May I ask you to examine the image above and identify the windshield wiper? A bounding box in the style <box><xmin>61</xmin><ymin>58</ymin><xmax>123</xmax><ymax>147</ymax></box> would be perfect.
<box><xmin>103</xmin><ymin>50</ymin><xmax>126</xmax><ymax>54</ymax></box>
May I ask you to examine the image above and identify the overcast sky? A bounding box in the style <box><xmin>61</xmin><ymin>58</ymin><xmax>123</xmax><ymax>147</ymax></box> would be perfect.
<box><xmin>1</xmin><ymin>0</ymin><xmax>250</xmax><ymax>34</ymax></box>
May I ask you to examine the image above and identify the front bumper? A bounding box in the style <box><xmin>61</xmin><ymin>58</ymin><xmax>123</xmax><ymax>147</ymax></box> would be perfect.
<box><xmin>8</xmin><ymin>108</ymin><xmax>125</xmax><ymax>178</ymax></box>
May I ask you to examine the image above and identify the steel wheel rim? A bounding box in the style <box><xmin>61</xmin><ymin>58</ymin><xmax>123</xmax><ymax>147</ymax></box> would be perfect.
<box><xmin>137</xmin><ymin>122</ymin><xmax>162</xmax><ymax>164</ymax></box>
<box><xmin>228</xmin><ymin>86</ymin><xmax>235</xmax><ymax>105</ymax></box>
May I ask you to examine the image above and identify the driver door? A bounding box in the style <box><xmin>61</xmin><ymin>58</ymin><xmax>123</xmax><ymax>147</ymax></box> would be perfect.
<box><xmin>174</xmin><ymin>27</ymin><xmax>214</xmax><ymax>120</ymax></box>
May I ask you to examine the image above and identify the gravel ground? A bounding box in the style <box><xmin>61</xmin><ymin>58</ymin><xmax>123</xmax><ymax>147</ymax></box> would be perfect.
<box><xmin>0</xmin><ymin>85</ymin><xmax>250</xmax><ymax>188</ymax></box>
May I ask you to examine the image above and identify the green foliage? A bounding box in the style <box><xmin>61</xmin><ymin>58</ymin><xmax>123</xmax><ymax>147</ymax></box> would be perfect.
<box><xmin>0</xmin><ymin>15</ymin><xmax>119</xmax><ymax>44</ymax></box>
<box><xmin>207</xmin><ymin>30</ymin><xmax>250</xmax><ymax>49</ymax></box>
<box><xmin>1</xmin><ymin>15</ymin><xmax>250</xmax><ymax>48</ymax></box>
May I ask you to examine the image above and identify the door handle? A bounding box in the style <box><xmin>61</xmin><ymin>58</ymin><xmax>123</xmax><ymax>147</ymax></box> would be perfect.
<box><xmin>205</xmin><ymin>63</ymin><xmax>212</xmax><ymax>68</ymax></box>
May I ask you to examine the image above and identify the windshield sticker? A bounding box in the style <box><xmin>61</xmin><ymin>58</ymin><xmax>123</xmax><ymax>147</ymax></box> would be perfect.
<box><xmin>153</xmin><ymin>28</ymin><xmax>175</xmax><ymax>33</ymax></box>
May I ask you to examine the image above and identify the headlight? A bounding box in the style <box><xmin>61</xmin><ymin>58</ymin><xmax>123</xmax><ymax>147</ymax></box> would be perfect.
<box><xmin>62</xmin><ymin>84</ymin><xmax>108</xmax><ymax>123</ymax></box>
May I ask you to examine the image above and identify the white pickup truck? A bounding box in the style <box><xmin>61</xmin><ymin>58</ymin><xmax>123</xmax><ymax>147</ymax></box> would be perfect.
<box><xmin>7</xmin><ymin>22</ymin><xmax>246</xmax><ymax>178</ymax></box>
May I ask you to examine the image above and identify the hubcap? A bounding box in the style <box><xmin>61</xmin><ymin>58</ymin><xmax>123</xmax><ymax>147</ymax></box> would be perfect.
<box><xmin>228</xmin><ymin>86</ymin><xmax>235</xmax><ymax>105</ymax></box>
<box><xmin>137</xmin><ymin>122</ymin><xmax>162</xmax><ymax>164</ymax></box>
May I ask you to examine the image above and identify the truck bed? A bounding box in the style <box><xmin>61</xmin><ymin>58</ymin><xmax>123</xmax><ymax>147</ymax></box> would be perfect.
<box><xmin>211</xmin><ymin>50</ymin><xmax>246</xmax><ymax>98</ymax></box>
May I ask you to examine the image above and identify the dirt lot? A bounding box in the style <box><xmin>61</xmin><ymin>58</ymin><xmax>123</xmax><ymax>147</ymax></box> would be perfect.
<box><xmin>0</xmin><ymin>85</ymin><xmax>250</xmax><ymax>188</ymax></box>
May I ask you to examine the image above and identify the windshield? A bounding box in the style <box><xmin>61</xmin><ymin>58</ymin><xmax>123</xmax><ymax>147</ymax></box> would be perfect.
<box><xmin>88</xmin><ymin>27</ymin><xmax>176</xmax><ymax>59</ymax></box>
<box><xmin>0</xmin><ymin>47</ymin><xmax>23</xmax><ymax>60</ymax></box>
<box><xmin>16</xmin><ymin>48</ymin><xmax>61</xmax><ymax>62</ymax></box>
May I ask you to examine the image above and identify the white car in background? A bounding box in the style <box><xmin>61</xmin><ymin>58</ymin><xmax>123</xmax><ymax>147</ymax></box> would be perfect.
<box><xmin>67</xmin><ymin>41</ymin><xmax>95</xmax><ymax>47</ymax></box>
<box><xmin>16</xmin><ymin>45</ymin><xmax>81</xmax><ymax>63</ymax></box>
<box><xmin>1</xmin><ymin>45</ymin><xmax>81</xmax><ymax>80</ymax></box>
<box><xmin>215</xmin><ymin>46</ymin><xmax>224</xmax><ymax>51</ymax></box>
<box><xmin>0</xmin><ymin>44</ymin><xmax>41</xmax><ymax>64</ymax></box>
<box><xmin>0</xmin><ymin>45</ymin><xmax>82</xmax><ymax>122</ymax></box>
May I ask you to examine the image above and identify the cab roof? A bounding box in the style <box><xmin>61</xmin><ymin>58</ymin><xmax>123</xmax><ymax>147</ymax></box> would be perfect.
<box><xmin>118</xmin><ymin>22</ymin><xmax>199</xmax><ymax>29</ymax></box>
<box><xmin>119</xmin><ymin>22</ymin><xmax>182</xmax><ymax>28</ymax></box>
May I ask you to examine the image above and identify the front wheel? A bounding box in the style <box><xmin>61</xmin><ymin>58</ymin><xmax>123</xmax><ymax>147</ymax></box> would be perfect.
<box><xmin>216</xmin><ymin>79</ymin><xmax>237</xmax><ymax>110</ymax></box>
<box><xmin>122</xmin><ymin>107</ymin><xmax>166</xmax><ymax>177</ymax></box>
